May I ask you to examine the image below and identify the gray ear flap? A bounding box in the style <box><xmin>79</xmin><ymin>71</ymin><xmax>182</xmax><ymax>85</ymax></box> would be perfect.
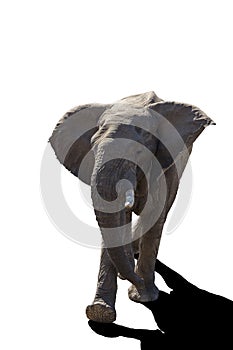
<box><xmin>49</xmin><ymin>104</ymin><xmax>110</xmax><ymax>185</ymax></box>
<box><xmin>149</xmin><ymin>101</ymin><xmax>215</xmax><ymax>171</ymax></box>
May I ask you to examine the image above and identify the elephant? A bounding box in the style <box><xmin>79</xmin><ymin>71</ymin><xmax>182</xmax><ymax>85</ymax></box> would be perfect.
<box><xmin>49</xmin><ymin>91</ymin><xmax>215</xmax><ymax>323</ymax></box>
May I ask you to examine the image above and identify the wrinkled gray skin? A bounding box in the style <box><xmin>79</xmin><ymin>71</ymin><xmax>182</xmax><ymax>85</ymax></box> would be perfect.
<box><xmin>49</xmin><ymin>91</ymin><xmax>214</xmax><ymax>323</ymax></box>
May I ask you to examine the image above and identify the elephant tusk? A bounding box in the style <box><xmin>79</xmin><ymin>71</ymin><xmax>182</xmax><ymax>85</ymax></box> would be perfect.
<box><xmin>125</xmin><ymin>189</ymin><xmax>135</xmax><ymax>209</ymax></box>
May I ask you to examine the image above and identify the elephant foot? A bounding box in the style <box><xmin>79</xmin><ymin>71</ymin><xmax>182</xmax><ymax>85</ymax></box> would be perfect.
<box><xmin>86</xmin><ymin>301</ymin><xmax>116</xmax><ymax>323</ymax></box>
<box><xmin>128</xmin><ymin>283</ymin><xmax>159</xmax><ymax>303</ymax></box>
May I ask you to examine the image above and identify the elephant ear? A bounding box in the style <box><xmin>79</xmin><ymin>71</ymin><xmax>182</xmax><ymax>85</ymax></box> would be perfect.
<box><xmin>49</xmin><ymin>103</ymin><xmax>111</xmax><ymax>185</ymax></box>
<box><xmin>149</xmin><ymin>101</ymin><xmax>215</xmax><ymax>172</ymax></box>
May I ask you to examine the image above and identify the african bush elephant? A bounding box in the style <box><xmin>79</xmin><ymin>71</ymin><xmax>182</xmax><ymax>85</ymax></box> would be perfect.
<box><xmin>49</xmin><ymin>91</ymin><xmax>214</xmax><ymax>323</ymax></box>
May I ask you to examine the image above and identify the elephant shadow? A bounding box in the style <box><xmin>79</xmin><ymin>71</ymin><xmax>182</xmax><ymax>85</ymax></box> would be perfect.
<box><xmin>89</xmin><ymin>259</ymin><xmax>233</xmax><ymax>349</ymax></box>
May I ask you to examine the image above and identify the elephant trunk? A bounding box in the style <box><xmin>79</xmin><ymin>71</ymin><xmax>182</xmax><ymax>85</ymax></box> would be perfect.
<box><xmin>91</xmin><ymin>158</ymin><xmax>143</xmax><ymax>290</ymax></box>
<box><xmin>99</xmin><ymin>209</ymin><xmax>144</xmax><ymax>290</ymax></box>
<box><xmin>107</xmin><ymin>245</ymin><xmax>143</xmax><ymax>288</ymax></box>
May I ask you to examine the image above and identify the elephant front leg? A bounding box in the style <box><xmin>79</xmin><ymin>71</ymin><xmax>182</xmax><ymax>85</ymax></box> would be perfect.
<box><xmin>86</xmin><ymin>248</ymin><xmax>117</xmax><ymax>323</ymax></box>
<box><xmin>129</xmin><ymin>164</ymin><xmax>180</xmax><ymax>303</ymax></box>
<box><xmin>128</xmin><ymin>219</ymin><xmax>164</xmax><ymax>303</ymax></box>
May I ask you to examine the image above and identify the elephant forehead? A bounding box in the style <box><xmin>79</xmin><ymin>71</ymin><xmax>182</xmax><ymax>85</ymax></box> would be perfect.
<box><xmin>93</xmin><ymin>137</ymin><xmax>139</xmax><ymax>159</ymax></box>
<box><xmin>99</xmin><ymin>104</ymin><xmax>159</xmax><ymax>132</ymax></box>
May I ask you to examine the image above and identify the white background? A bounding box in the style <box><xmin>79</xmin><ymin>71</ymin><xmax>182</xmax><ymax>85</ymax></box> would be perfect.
<box><xmin>1</xmin><ymin>1</ymin><xmax>233</xmax><ymax>349</ymax></box>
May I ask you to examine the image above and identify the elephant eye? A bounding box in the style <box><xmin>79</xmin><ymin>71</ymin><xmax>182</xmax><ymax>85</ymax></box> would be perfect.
<box><xmin>135</xmin><ymin>126</ymin><xmax>145</xmax><ymax>137</ymax></box>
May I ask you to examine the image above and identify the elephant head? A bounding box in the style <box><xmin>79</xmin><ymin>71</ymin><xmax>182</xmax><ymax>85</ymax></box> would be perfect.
<box><xmin>49</xmin><ymin>91</ymin><xmax>214</xmax><ymax>289</ymax></box>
